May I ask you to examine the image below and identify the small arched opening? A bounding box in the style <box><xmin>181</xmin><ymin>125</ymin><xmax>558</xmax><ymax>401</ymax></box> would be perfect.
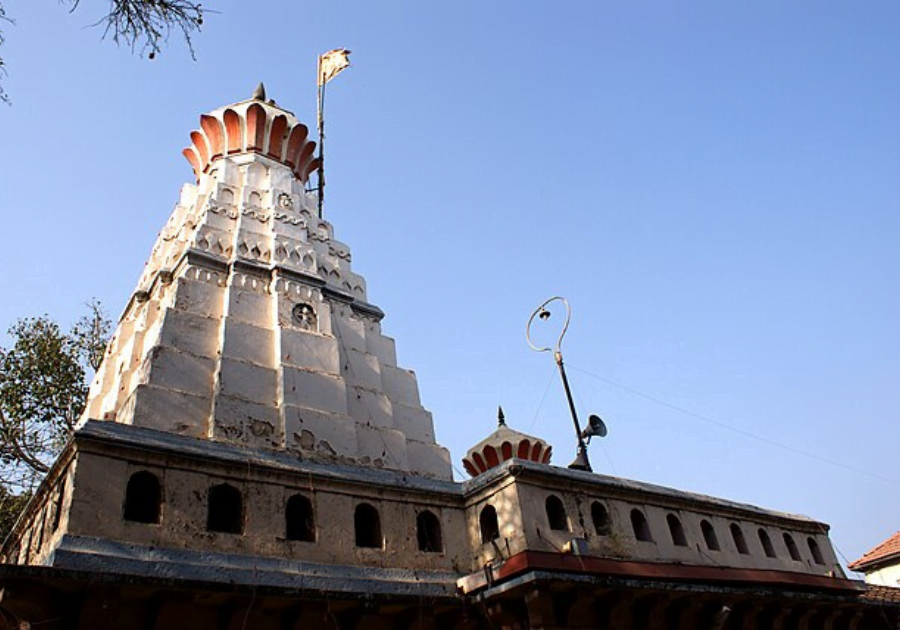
<box><xmin>207</xmin><ymin>483</ymin><xmax>243</xmax><ymax>534</ymax></box>
<box><xmin>808</xmin><ymin>537</ymin><xmax>825</xmax><ymax>564</ymax></box>
<box><xmin>701</xmin><ymin>519</ymin><xmax>720</xmax><ymax>551</ymax></box>
<box><xmin>545</xmin><ymin>495</ymin><xmax>568</xmax><ymax>531</ymax></box>
<box><xmin>479</xmin><ymin>505</ymin><xmax>500</xmax><ymax>544</ymax></box>
<box><xmin>591</xmin><ymin>502</ymin><xmax>611</xmax><ymax>536</ymax></box>
<box><xmin>731</xmin><ymin>523</ymin><xmax>749</xmax><ymax>554</ymax></box>
<box><xmin>630</xmin><ymin>509</ymin><xmax>653</xmax><ymax>542</ymax></box>
<box><xmin>667</xmin><ymin>514</ymin><xmax>688</xmax><ymax>547</ymax></box>
<box><xmin>759</xmin><ymin>528</ymin><xmax>777</xmax><ymax>558</ymax></box>
<box><xmin>355</xmin><ymin>503</ymin><xmax>382</xmax><ymax>549</ymax></box>
<box><xmin>52</xmin><ymin>477</ymin><xmax>68</xmax><ymax>532</ymax></box>
<box><xmin>285</xmin><ymin>494</ymin><xmax>315</xmax><ymax>542</ymax></box>
<box><xmin>784</xmin><ymin>532</ymin><xmax>801</xmax><ymax>561</ymax></box>
<box><xmin>416</xmin><ymin>510</ymin><xmax>443</xmax><ymax>553</ymax></box>
<box><xmin>123</xmin><ymin>471</ymin><xmax>162</xmax><ymax>524</ymax></box>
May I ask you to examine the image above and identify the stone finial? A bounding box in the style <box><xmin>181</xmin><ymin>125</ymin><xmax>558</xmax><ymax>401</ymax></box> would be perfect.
<box><xmin>252</xmin><ymin>82</ymin><xmax>267</xmax><ymax>101</ymax></box>
<box><xmin>498</xmin><ymin>406</ymin><xmax>506</xmax><ymax>427</ymax></box>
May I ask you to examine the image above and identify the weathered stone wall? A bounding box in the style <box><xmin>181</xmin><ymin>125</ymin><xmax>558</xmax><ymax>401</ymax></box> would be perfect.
<box><xmin>6</xmin><ymin>462</ymin><xmax>75</xmax><ymax>567</ymax></box>
<box><xmin>58</xmin><ymin>438</ymin><xmax>467</xmax><ymax>573</ymax></box>
<box><xmin>463</xmin><ymin>462</ymin><xmax>843</xmax><ymax>579</ymax></box>
<box><xmin>2</xmin><ymin>427</ymin><xmax>847</xmax><ymax>601</ymax></box>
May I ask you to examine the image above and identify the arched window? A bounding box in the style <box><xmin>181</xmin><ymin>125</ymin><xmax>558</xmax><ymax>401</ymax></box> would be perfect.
<box><xmin>630</xmin><ymin>509</ymin><xmax>653</xmax><ymax>542</ymax></box>
<box><xmin>667</xmin><ymin>514</ymin><xmax>688</xmax><ymax>547</ymax></box>
<box><xmin>285</xmin><ymin>494</ymin><xmax>315</xmax><ymax>542</ymax></box>
<box><xmin>808</xmin><ymin>537</ymin><xmax>825</xmax><ymax>565</ymax></box>
<box><xmin>123</xmin><ymin>471</ymin><xmax>162</xmax><ymax>524</ymax></box>
<box><xmin>355</xmin><ymin>503</ymin><xmax>382</xmax><ymax>548</ymax></box>
<box><xmin>783</xmin><ymin>532</ymin><xmax>801</xmax><ymax>561</ymax></box>
<box><xmin>416</xmin><ymin>510</ymin><xmax>443</xmax><ymax>552</ymax></box>
<box><xmin>701</xmin><ymin>520</ymin><xmax>720</xmax><ymax>551</ymax></box>
<box><xmin>479</xmin><ymin>505</ymin><xmax>500</xmax><ymax>544</ymax></box>
<box><xmin>52</xmin><ymin>477</ymin><xmax>68</xmax><ymax>532</ymax></box>
<box><xmin>731</xmin><ymin>523</ymin><xmax>749</xmax><ymax>554</ymax></box>
<box><xmin>207</xmin><ymin>483</ymin><xmax>243</xmax><ymax>534</ymax></box>
<box><xmin>591</xmin><ymin>502</ymin><xmax>611</xmax><ymax>536</ymax></box>
<box><xmin>545</xmin><ymin>495</ymin><xmax>568</xmax><ymax>531</ymax></box>
<box><xmin>758</xmin><ymin>528</ymin><xmax>776</xmax><ymax>558</ymax></box>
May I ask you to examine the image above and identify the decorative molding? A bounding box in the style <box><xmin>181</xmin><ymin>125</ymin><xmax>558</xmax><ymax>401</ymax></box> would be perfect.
<box><xmin>232</xmin><ymin>258</ymin><xmax>271</xmax><ymax>279</ymax></box>
<box><xmin>241</xmin><ymin>208</ymin><xmax>271</xmax><ymax>223</ymax></box>
<box><xmin>230</xmin><ymin>271</ymin><xmax>270</xmax><ymax>293</ymax></box>
<box><xmin>206</xmin><ymin>200</ymin><xmax>239</xmax><ymax>220</ymax></box>
<box><xmin>273</xmin><ymin>211</ymin><xmax>305</xmax><ymax>226</ymax></box>
<box><xmin>274</xmin><ymin>266</ymin><xmax>325</xmax><ymax>289</ymax></box>
<box><xmin>237</xmin><ymin>239</ymin><xmax>270</xmax><ymax>263</ymax></box>
<box><xmin>322</xmin><ymin>285</ymin><xmax>354</xmax><ymax>304</ymax></box>
<box><xmin>274</xmin><ymin>240</ymin><xmax>315</xmax><ymax>270</ymax></box>
<box><xmin>309</xmin><ymin>225</ymin><xmax>330</xmax><ymax>243</ymax></box>
<box><xmin>351</xmin><ymin>300</ymin><xmax>385</xmax><ymax>321</ymax></box>
<box><xmin>184</xmin><ymin>249</ymin><xmax>230</xmax><ymax>273</ymax></box>
<box><xmin>329</xmin><ymin>244</ymin><xmax>351</xmax><ymax>261</ymax></box>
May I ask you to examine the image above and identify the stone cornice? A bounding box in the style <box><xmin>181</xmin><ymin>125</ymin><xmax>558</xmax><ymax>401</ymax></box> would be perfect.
<box><xmin>74</xmin><ymin>420</ymin><xmax>459</xmax><ymax>498</ymax></box>
<box><xmin>462</xmin><ymin>459</ymin><xmax>828</xmax><ymax>531</ymax></box>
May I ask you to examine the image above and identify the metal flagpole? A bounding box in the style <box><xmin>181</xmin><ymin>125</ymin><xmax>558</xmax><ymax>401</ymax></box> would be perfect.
<box><xmin>315</xmin><ymin>48</ymin><xmax>350</xmax><ymax>221</ymax></box>
<box><xmin>316</xmin><ymin>55</ymin><xmax>326</xmax><ymax>220</ymax></box>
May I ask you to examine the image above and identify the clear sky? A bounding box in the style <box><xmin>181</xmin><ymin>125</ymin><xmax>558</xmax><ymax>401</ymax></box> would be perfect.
<box><xmin>1</xmin><ymin>1</ymin><xmax>898</xmax><ymax>571</ymax></box>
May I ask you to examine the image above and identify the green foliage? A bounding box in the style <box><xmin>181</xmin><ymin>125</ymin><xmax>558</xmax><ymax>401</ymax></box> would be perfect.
<box><xmin>0</xmin><ymin>302</ymin><xmax>110</xmax><ymax>500</ymax></box>
<box><xmin>0</xmin><ymin>317</ymin><xmax>85</xmax><ymax>490</ymax></box>
<box><xmin>0</xmin><ymin>487</ymin><xmax>30</xmax><ymax>543</ymax></box>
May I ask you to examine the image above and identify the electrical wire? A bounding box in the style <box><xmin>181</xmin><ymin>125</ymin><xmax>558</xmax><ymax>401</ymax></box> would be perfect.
<box><xmin>571</xmin><ymin>375</ymin><xmax>618</xmax><ymax>475</ymax></box>
<box><xmin>567</xmin><ymin>364</ymin><xmax>900</xmax><ymax>487</ymax></box>
<box><xmin>527</xmin><ymin>365</ymin><xmax>558</xmax><ymax>432</ymax></box>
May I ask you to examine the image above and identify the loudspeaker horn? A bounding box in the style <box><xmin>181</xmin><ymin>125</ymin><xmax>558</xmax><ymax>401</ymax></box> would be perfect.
<box><xmin>581</xmin><ymin>414</ymin><xmax>608</xmax><ymax>443</ymax></box>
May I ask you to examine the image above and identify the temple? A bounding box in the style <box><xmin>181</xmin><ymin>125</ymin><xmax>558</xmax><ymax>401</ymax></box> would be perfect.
<box><xmin>0</xmin><ymin>87</ymin><xmax>896</xmax><ymax>629</ymax></box>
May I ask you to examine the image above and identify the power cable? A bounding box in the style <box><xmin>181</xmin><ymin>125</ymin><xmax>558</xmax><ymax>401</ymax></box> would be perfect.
<box><xmin>567</xmin><ymin>364</ymin><xmax>900</xmax><ymax>487</ymax></box>
<box><xmin>527</xmin><ymin>365</ymin><xmax>557</xmax><ymax>432</ymax></box>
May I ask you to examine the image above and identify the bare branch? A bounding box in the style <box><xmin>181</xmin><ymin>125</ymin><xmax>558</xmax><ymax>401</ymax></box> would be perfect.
<box><xmin>0</xmin><ymin>1</ymin><xmax>206</xmax><ymax>102</ymax></box>
<box><xmin>93</xmin><ymin>0</ymin><xmax>204</xmax><ymax>59</ymax></box>
<box><xmin>0</xmin><ymin>5</ymin><xmax>10</xmax><ymax>105</ymax></box>
<box><xmin>71</xmin><ymin>298</ymin><xmax>111</xmax><ymax>373</ymax></box>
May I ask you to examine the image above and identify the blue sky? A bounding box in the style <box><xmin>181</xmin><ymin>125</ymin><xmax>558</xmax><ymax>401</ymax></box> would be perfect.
<box><xmin>1</xmin><ymin>1</ymin><xmax>899</xmax><ymax>570</ymax></box>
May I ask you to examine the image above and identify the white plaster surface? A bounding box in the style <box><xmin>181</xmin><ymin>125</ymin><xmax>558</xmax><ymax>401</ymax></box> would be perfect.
<box><xmin>82</xmin><ymin>121</ymin><xmax>452</xmax><ymax>479</ymax></box>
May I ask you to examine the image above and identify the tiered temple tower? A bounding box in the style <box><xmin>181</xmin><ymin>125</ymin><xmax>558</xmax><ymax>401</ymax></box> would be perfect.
<box><xmin>83</xmin><ymin>85</ymin><xmax>451</xmax><ymax>480</ymax></box>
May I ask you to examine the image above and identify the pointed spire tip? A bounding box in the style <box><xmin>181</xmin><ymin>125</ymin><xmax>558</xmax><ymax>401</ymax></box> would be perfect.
<box><xmin>252</xmin><ymin>82</ymin><xmax>266</xmax><ymax>101</ymax></box>
<box><xmin>498</xmin><ymin>406</ymin><xmax>506</xmax><ymax>427</ymax></box>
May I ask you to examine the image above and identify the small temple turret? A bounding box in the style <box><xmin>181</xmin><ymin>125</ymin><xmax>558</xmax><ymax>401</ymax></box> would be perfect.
<box><xmin>462</xmin><ymin>407</ymin><xmax>552</xmax><ymax>476</ymax></box>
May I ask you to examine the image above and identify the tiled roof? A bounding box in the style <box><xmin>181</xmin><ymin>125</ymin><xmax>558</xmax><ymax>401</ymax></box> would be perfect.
<box><xmin>860</xmin><ymin>584</ymin><xmax>900</xmax><ymax>606</ymax></box>
<box><xmin>850</xmin><ymin>530</ymin><xmax>900</xmax><ymax>572</ymax></box>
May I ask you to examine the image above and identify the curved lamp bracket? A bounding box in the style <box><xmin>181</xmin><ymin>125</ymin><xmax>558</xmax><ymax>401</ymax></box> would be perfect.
<box><xmin>526</xmin><ymin>296</ymin><xmax>571</xmax><ymax>356</ymax></box>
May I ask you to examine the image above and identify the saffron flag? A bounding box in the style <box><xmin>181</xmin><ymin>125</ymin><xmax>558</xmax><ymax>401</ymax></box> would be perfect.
<box><xmin>318</xmin><ymin>48</ymin><xmax>352</xmax><ymax>86</ymax></box>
